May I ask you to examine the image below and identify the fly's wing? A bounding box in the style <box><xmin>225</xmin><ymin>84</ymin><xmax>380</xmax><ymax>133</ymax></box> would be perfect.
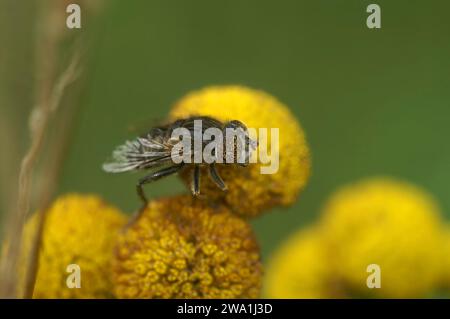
<box><xmin>102</xmin><ymin>130</ymin><xmax>178</xmax><ymax>173</ymax></box>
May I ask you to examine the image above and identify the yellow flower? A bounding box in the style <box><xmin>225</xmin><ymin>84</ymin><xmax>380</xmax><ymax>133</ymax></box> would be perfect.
<box><xmin>23</xmin><ymin>194</ymin><xmax>127</xmax><ymax>298</ymax></box>
<box><xmin>319</xmin><ymin>178</ymin><xmax>444</xmax><ymax>298</ymax></box>
<box><xmin>113</xmin><ymin>195</ymin><xmax>262</xmax><ymax>298</ymax></box>
<box><xmin>264</xmin><ymin>227</ymin><xmax>343</xmax><ymax>299</ymax></box>
<box><xmin>443</xmin><ymin>226</ymin><xmax>450</xmax><ymax>289</ymax></box>
<box><xmin>169</xmin><ymin>85</ymin><xmax>310</xmax><ymax>217</ymax></box>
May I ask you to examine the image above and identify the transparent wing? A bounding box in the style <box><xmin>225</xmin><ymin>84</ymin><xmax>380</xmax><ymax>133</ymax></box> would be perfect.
<box><xmin>102</xmin><ymin>134</ymin><xmax>177</xmax><ymax>173</ymax></box>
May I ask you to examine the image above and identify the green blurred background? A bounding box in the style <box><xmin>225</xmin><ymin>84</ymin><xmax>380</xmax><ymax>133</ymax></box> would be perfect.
<box><xmin>1</xmin><ymin>0</ymin><xmax>450</xmax><ymax>260</ymax></box>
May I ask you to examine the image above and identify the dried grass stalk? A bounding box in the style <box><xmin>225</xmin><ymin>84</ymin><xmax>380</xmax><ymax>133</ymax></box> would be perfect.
<box><xmin>0</xmin><ymin>53</ymin><xmax>81</xmax><ymax>298</ymax></box>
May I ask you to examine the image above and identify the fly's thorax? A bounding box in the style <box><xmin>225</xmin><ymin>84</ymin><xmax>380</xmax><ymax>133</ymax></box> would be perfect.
<box><xmin>167</xmin><ymin>117</ymin><xmax>258</xmax><ymax>165</ymax></box>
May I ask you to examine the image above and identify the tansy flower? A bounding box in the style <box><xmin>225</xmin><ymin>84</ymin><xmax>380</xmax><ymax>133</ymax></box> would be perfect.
<box><xmin>113</xmin><ymin>195</ymin><xmax>262</xmax><ymax>298</ymax></box>
<box><xmin>22</xmin><ymin>194</ymin><xmax>127</xmax><ymax>298</ymax></box>
<box><xmin>319</xmin><ymin>178</ymin><xmax>444</xmax><ymax>298</ymax></box>
<box><xmin>169</xmin><ymin>85</ymin><xmax>310</xmax><ymax>218</ymax></box>
<box><xmin>442</xmin><ymin>226</ymin><xmax>450</xmax><ymax>290</ymax></box>
<box><xmin>264</xmin><ymin>227</ymin><xmax>344</xmax><ymax>299</ymax></box>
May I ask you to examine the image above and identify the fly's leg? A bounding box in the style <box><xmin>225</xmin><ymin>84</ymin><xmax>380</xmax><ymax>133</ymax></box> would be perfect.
<box><xmin>191</xmin><ymin>165</ymin><xmax>201</xmax><ymax>196</ymax></box>
<box><xmin>125</xmin><ymin>164</ymin><xmax>184</xmax><ymax>230</ymax></box>
<box><xmin>136</xmin><ymin>164</ymin><xmax>184</xmax><ymax>203</ymax></box>
<box><xmin>208</xmin><ymin>163</ymin><xmax>227</xmax><ymax>191</ymax></box>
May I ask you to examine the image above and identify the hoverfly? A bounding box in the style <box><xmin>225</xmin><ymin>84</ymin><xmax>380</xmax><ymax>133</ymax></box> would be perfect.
<box><xmin>103</xmin><ymin>116</ymin><xmax>257</xmax><ymax>203</ymax></box>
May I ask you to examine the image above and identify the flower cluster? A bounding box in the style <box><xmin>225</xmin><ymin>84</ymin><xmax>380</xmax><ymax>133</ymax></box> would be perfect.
<box><xmin>9</xmin><ymin>84</ymin><xmax>449</xmax><ymax>299</ymax></box>
<box><xmin>264</xmin><ymin>228</ymin><xmax>343</xmax><ymax>299</ymax></box>
<box><xmin>265</xmin><ymin>178</ymin><xmax>449</xmax><ymax>298</ymax></box>
<box><xmin>22</xmin><ymin>194</ymin><xmax>126</xmax><ymax>298</ymax></box>
<box><xmin>443</xmin><ymin>227</ymin><xmax>450</xmax><ymax>290</ymax></box>
<box><xmin>12</xmin><ymin>85</ymin><xmax>310</xmax><ymax>299</ymax></box>
<box><xmin>113</xmin><ymin>195</ymin><xmax>262</xmax><ymax>298</ymax></box>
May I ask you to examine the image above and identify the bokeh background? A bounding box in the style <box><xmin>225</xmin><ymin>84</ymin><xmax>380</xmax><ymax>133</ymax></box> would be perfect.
<box><xmin>1</xmin><ymin>0</ymin><xmax>450</xmax><ymax>271</ymax></box>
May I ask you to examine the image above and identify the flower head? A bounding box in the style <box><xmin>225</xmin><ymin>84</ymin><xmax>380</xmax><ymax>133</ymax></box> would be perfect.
<box><xmin>319</xmin><ymin>178</ymin><xmax>444</xmax><ymax>298</ymax></box>
<box><xmin>169</xmin><ymin>85</ymin><xmax>310</xmax><ymax>217</ymax></box>
<box><xmin>24</xmin><ymin>194</ymin><xmax>127</xmax><ymax>298</ymax></box>
<box><xmin>113</xmin><ymin>195</ymin><xmax>262</xmax><ymax>298</ymax></box>
<box><xmin>442</xmin><ymin>226</ymin><xmax>450</xmax><ymax>290</ymax></box>
<box><xmin>264</xmin><ymin>227</ymin><xmax>343</xmax><ymax>298</ymax></box>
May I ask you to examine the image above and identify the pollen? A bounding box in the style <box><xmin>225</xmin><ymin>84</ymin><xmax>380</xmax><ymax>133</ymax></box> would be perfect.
<box><xmin>21</xmin><ymin>194</ymin><xmax>127</xmax><ymax>298</ymax></box>
<box><xmin>319</xmin><ymin>177</ymin><xmax>444</xmax><ymax>298</ymax></box>
<box><xmin>169</xmin><ymin>85</ymin><xmax>311</xmax><ymax>217</ymax></box>
<box><xmin>112</xmin><ymin>195</ymin><xmax>263</xmax><ymax>298</ymax></box>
